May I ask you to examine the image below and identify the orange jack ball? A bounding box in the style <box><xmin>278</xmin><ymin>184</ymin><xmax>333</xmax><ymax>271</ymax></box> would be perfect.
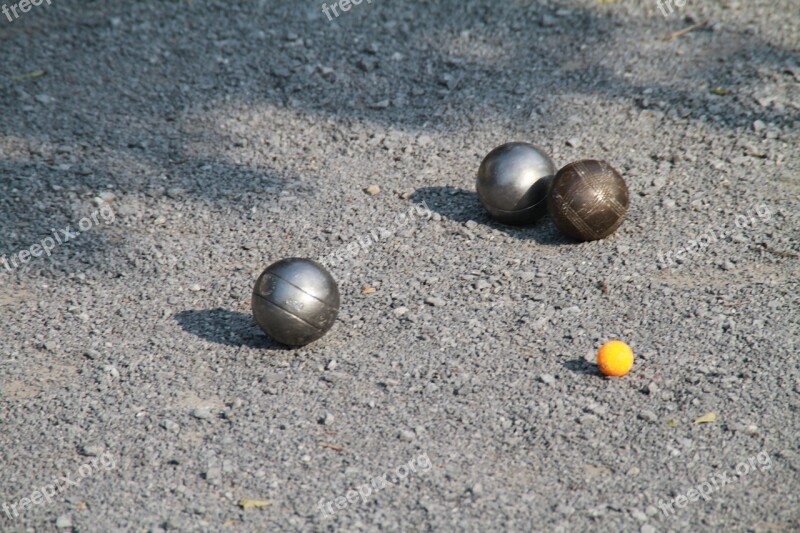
<box><xmin>597</xmin><ymin>340</ymin><xmax>634</xmax><ymax>377</ymax></box>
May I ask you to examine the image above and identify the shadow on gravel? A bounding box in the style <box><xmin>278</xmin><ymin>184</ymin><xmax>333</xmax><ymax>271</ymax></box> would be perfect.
<box><xmin>226</xmin><ymin>1</ymin><xmax>800</xmax><ymax>135</ymax></box>
<box><xmin>411</xmin><ymin>186</ymin><xmax>574</xmax><ymax>246</ymax></box>
<box><xmin>562</xmin><ymin>358</ymin><xmax>600</xmax><ymax>376</ymax></box>
<box><xmin>1</xmin><ymin>0</ymin><xmax>797</xmax><ymax>274</ymax></box>
<box><xmin>174</xmin><ymin>308</ymin><xmax>291</xmax><ymax>350</ymax></box>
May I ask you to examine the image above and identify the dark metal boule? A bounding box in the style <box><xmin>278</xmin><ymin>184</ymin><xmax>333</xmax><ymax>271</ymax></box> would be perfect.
<box><xmin>547</xmin><ymin>160</ymin><xmax>630</xmax><ymax>241</ymax></box>
<box><xmin>252</xmin><ymin>258</ymin><xmax>340</xmax><ymax>346</ymax></box>
<box><xmin>476</xmin><ymin>142</ymin><xmax>556</xmax><ymax>225</ymax></box>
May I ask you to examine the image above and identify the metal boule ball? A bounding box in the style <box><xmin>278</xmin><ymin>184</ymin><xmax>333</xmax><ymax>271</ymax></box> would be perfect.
<box><xmin>476</xmin><ymin>142</ymin><xmax>556</xmax><ymax>225</ymax></box>
<box><xmin>547</xmin><ymin>160</ymin><xmax>630</xmax><ymax>242</ymax></box>
<box><xmin>252</xmin><ymin>258</ymin><xmax>340</xmax><ymax>346</ymax></box>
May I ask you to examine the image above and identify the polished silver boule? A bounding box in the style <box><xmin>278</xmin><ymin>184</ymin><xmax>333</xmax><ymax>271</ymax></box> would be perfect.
<box><xmin>477</xmin><ymin>142</ymin><xmax>556</xmax><ymax>225</ymax></box>
<box><xmin>252</xmin><ymin>258</ymin><xmax>340</xmax><ymax>346</ymax></box>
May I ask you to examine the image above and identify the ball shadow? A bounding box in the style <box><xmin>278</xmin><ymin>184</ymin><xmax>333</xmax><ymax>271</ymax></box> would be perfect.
<box><xmin>174</xmin><ymin>308</ymin><xmax>292</xmax><ymax>350</ymax></box>
<box><xmin>411</xmin><ymin>186</ymin><xmax>574</xmax><ymax>246</ymax></box>
<box><xmin>562</xmin><ymin>358</ymin><xmax>600</xmax><ymax>376</ymax></box>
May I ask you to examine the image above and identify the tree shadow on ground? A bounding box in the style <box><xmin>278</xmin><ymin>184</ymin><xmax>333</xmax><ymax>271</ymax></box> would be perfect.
<box><xmin>0</xmin><ymin>0</ymin><xmax>797</xmax><ymax>268</ymax></box>
<box><xmin>3</xmin><ymin>0</ymin><xmax>798</xmax><ymax>148</ymax></box>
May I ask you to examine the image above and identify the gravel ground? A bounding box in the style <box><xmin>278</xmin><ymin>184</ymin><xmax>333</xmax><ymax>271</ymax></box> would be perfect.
<box><xmin>1</xmin><ymin>0</ymin><xmax>798</xmax><ymax>531</ymax></box>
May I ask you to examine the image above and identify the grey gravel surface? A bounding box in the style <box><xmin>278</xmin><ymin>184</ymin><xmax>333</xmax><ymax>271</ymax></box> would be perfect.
<box><xmin>1</xmin><ymin>0</ymin><xmax>799</xmax><ymax>531</ymax></box>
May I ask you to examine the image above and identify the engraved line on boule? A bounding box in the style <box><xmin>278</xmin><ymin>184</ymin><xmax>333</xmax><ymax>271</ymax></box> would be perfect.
<box><xmin>556</xmin><ymin>171</ymin><xmax>604</xmax><ymax>239</ymax></box>
<box><xmin>587</xmin><ymin>170</ymin><xmax>628</xmax><ymax>215</ymax></box>
<box><xmin>252</xmin><ymin>293</ymin><xmax>326</xmax><ymax>333</ymax></box>
<box><xmin>576</xmin><ymin>161</ymin><xmax>629</xmax><ymax>217</ymax></box>
<box><xmin>565</xmin><ymin>206</ymin><xmax>599</xmax><ymax>239</ymax></box>
<box><xmin>259</xmin><ymin>271</ymin><xmax>338</xmax><ymax>309</ymax></box>
<box><xmin>581</xmin><ymin>170</ymin><xmax>620</xmax><ymax>218</ymax></box>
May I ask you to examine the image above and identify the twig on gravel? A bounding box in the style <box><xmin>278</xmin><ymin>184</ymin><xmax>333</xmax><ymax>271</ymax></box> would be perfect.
<box><xmin>319</xmin><ymin>442</ymin><xmax>345</xmax><ymax>452</ymax></box>
<box><xmin>663</xmin><ymin>20</ymin><xmax>709</xmax><ymax>41</ymax></box>
<box><xmin>238</xmin><ymin>499</ymin><xmax>271</xmax><ymax>509</ymax></box>
<box><xmin>751</xmin><ymin>244</ymin><xmax>799</xmax><ymax>259</ymax></box>
<box><xmin>694</xmin><ymin>412</ymin><xmax>717</xmax><ymax>424</ymax></box>
<box><xmin>13</xmin><ymin>70</ymin><xmax>46</xmax><ymax>81</ymax></box>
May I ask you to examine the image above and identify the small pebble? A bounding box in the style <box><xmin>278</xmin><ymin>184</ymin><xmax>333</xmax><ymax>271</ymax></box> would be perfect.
<box><xmin>191</xmin><ymin>408</ymin><xmax>212</xmax><ymax>420</ymax></box>
<box><xmin>540</xmin><ymin>374</ymin><xmax>556</xmax><ymax>385</ymax></box>
<box><xmin>556</xmin><ymin>504</ymin><xmax>574</xmax><ymax>516</ymax></box>
<box><xmin>318</xmin><ymin>66</ymin><xmax>335</xmax><ymax>80</ymax></box>
<box><xmin>80</xmin><ymin>444</ymin><xmax>104</xmax><ymax>457</ymax></box>
<box><xmin>365</xmin><ymin>185</ymin><xmax>381</xmax><ymax>195</ymax></box>
<box><xmin>117</xmin><ymin>204</ymin><xmax>137</xmax><ymax>216</ymax></box>
<box><xmin>98</xmin><ymin>191</ymin><xmax>117</xmax><ymax>203</ymax></box>
<box><xmin>166</xmin><ymin>187</ymin><xmax>185</xmax><ymax>199</ymax></box>
<box><xmin>56</xmin><ymin>515</ymin><xmax>72</xmax><ymax>528</ymax></box>
<box><xmin>475</xmin><ymin>280</ymin><xmax>491</xmax><ymax>290</ymax></box>
<box><xmin>541</xmin><ymin>14</ymin><xmax>557</xmax><ymax>27</ymax></box>
<box><xmin>424</xmin><ymin>297</ymin><xmax>446</xmax><ymax>307</ymax></box>
<box><xmin>205</xmin><ymin>467</ymin><xmax>222</xmax><ymax>483</ymax></box>
<box><xmin>356</xmin><ymin>58</ymin><xmax>379</xmax><ymax>72</ymax></box>
<box><xmin>398</xmin><ymin>429</ymin><xmax>415</xmax><ymax>442</ymax></box>
<box><xmin>160</xmin><ymin>419</ymin><xmax>180</xmax><ymax>433</ymax></box>
<box><xmin>639</xmin><ymin>410</ymin><xmax>658</xmax><ymax>423</ymax></box>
